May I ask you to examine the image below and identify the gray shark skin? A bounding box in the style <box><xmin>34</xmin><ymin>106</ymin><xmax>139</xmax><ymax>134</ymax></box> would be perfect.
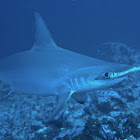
<box><xmin>0</xmin><ymin>12</ymin><xmax>135</xmax><ymax>121</ymax></box>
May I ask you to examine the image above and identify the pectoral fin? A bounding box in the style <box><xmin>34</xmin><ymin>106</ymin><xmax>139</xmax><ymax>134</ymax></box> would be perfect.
<box><xmin>47</xmin><ymin>90</ymin><xmax>74</xmax><ymax>122</ymax></box>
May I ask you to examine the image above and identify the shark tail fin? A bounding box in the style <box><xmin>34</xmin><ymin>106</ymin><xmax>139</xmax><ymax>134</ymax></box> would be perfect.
<box><xmin>32</xmin><ymin>11</ymin><xmax>58</xmax><ymax>51</ymax></box>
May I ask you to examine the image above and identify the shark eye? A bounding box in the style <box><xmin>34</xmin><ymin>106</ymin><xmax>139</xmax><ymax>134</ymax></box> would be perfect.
<box><xmin>104</xmin><ymin>72</ymin><xmax>110</xmax><ymax>78</ymax></box>
<box><xmin>95</xmin><ymin>72</ymin><xmax>111</xmax><ymax>80</ymax></box>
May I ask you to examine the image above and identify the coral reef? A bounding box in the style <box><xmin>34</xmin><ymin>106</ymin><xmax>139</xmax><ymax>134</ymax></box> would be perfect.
<box><xmin>96</xmin><ymin>42</ymin><xmax>140</xmax><ymax>64</ymax></box>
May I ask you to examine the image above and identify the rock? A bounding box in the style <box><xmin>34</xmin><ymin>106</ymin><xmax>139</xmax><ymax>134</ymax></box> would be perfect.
<box><xmin>127</xmin><ymin>135</ymin><xmax>137</xmax><ymax>140</ymax></box>
<box><xmin>96</xmin><ymin>42</ymin><xmax>140</xmax><ymax>64</ymax></box>
<box><xmin>99</xmin><ymin>125</ymin><xmax>116</xmax><ymax>140</ymax></box>
<box><xmin>110</xmin><ymin>111</ymin><xmax>123</xmax><ymax>117</ymax></box>
<box><xmin>133</xmin><ymin>88</ymin><xmax>140</xmax><ymax>99</ymax></box>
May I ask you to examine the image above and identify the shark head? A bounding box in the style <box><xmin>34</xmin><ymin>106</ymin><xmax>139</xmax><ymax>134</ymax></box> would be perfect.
<box><xmin>91</xmin><ymin>72</ymin><xmax>126</xmax><ymax>90</ymax></box>
<box><xmin>66</xmin><ymin>64</ymin><xmax>129</xmax><ymax>93</ymax></box>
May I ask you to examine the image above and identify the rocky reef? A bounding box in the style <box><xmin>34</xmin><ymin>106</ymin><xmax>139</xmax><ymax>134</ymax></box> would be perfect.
<box><xmin>0</xmin><ymin>42</ymin><xmax>140</xmax><ymax>140</ymax></box>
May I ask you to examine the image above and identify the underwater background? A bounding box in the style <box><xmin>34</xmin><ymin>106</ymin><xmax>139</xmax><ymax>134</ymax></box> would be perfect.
<box><xmin>0</xmin><ymin>0</ymin><xmax>140</xmax><ymax>140</ymax></box>
<box><xmin>0</xmin><ymin>0</ymin><xmax>140</xmax><ymax>57</ymax></box>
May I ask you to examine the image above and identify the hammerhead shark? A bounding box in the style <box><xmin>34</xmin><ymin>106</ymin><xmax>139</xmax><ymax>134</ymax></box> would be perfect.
<box><xmin>0</xmin><ymin>12</ymin><xmax>140</xmax><ymax>121</ymax></box>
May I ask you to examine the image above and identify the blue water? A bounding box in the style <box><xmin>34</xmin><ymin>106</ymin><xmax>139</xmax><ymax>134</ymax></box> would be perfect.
<box><xmin>0</xmin><ymin>0</ymin><xmax>140</xmax><ymax>57</ymax></box>
<box><xmin>1</xmin><ymin>1</ymin><xmax>140</xmax><ymax>139</ymax></box>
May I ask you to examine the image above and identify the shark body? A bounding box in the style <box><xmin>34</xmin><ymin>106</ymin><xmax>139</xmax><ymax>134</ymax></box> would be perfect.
<box><xmin>0</xmin><ymin>12</ymin><xmax>137</xmax><ymax>121</ymax></box>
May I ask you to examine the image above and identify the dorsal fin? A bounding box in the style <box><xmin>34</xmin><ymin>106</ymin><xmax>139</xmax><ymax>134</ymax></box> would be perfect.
<box><xmin>32</xmin><ymin>11</ymin><xmax>57</xmax><ymax>51</ymax></box>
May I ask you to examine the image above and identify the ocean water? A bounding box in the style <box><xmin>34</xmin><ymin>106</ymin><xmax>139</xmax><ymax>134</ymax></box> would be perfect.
<box><xmin>0</xmin><ymin>0</ymin><xmax>140</xmax><ymax>139</ymax></box>
<box><xmin>0</xmin><ymin>0</ymin><xmax>140</xmax><ymax>57</ymax></box>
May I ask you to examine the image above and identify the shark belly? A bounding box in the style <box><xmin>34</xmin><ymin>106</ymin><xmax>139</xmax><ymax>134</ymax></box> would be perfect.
<box><xmin>0</xmin><ymin>69</ymin><xmax>59</xmax><ymax>96</ymax></box>
<box><xmin>12</xmin><ymin>79</ymin><xmax>57</xmax><ymax>96</ymax></box>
